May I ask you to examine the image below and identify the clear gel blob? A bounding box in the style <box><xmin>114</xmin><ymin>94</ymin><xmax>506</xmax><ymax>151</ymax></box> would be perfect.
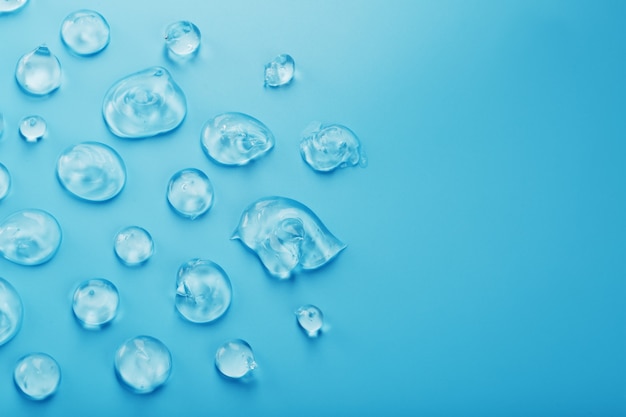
<box><xmin>0</xmin><ymin>0</ymin><xmax>28</xmax><ymax>13</ymax></box>
<box><xmin>167</xmin><ymin>168</ymin><xmax>214</xmax><ymax>219</ymax></box>
<box><xmin>0</xmin><ymin>112</ymin><xmax>5</xmax><ymax>140</ymax></box>
<box><xmin>295</xmin><ymin>304</ymin><xmax>324</xmax><ymax>337</ymax></box>
<box><xmin>56</xmin><ymin>142</ymin><xmax>126</xmax><ymax>202</ymax></box>
<box><xmin>102</xmin><ymin>66</ymin><xmax>187</xmax><ymax>139</ymax></box>
<box><xmin>72</xmin><ymin>278</ymin><xmax>119</xmax><ymax>329</ymax></box>
<box><xmin>19</xmin><ymin>115</ymin><xmax>47</xmax><ymax>142</ymax></box>
<box><xmin>215</xmin><ymin>339</ymin><xmax>257</xmax><ymax>379</ymax></box>
<box><xmin>0</xmin><ymin>163</ymin><xmax>10</xmax><ymax>201</ymax></box>
<box><xmin>165</xmin><ymin>21</ymin><xmax>200</xmax><ymax>58</ymax></box>
<box><xmin>0</xmin><ymin>277</ymin><xmax>23</xmax><ymax>346</ymax></box>
<box><xmin>175</xmin><ymin>259</ymin><xmax>232</xmax><ymax>324</ymax></box>
<box><xmin>60</xmin><ymin>10</ymin><xmax>110</xmax><ymax>56</ymax></box>
<box><xmin>0</xmin><ymin>209</ymin><xmax>62</xmax><ymax>266</ymax></box>
<box><xmin>233</xmin><ymin>197</ymin><xmax>346</xmax><ymax>279</ymax></box>
<box><xmin>300</xmin><ymin>123</ymin><xmax>366</xmax><ymax>172</ymax></box>
<box><xmin>15</xmin><ymin>45</ymin><xmax>62</xmax><ymax>96</ymax></box>
<box><xmin>114</xmin><ymin>226</ymin><xmax>154</xmax><ymax>266</ymax></box>
<box><xmin>115</xmin><ymin>335</ymin><xmax>172</xmax><ymax>394</ymax></box>
<box><xmin>201</xmin><ymin>112</ymin><xmax>275</xmax><ymax>166</ymax></box>
<box><xmin>13</xmin><ymin>353</ymin><xmax>61</xmax><ymax>400</ymax></box>
<box><xmin>264</xmin><ymin>54</ymin><xmax>295</xmax><ymax>87</ymax></box>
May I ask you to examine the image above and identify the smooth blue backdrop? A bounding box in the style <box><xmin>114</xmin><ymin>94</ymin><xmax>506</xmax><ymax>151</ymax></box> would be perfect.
<box><xmin>1</xmin><ymin>1</ymin><xmax>625</xmax><ymax>415</ymax></box>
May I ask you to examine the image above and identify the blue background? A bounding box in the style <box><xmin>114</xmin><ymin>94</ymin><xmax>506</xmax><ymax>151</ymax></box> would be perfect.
<box><xmin>1</xmin><ymin>1</ymin><xmax>625</xmax><ymax>415</ymax></box>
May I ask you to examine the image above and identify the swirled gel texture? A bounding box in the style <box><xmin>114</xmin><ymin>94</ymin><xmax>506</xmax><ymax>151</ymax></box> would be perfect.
<box><xmin>233</xmin><ymin>197</ymin><xmax>346</xmax><ymax>279</ymax></box>
<box><xmin>60</xmin><ymin>9</ymin><xmax>110</xmax><ymax>56</ymax></box>
<box><xmin>0</xmin><ymin>277</ymin><xmax>23</xmax><ymax>346</ymax></box>
<box><xmin>56</xmin><ymin>142</ymin><xmax>126</xmax><ymax>202</ymax></box>
<box><xmin>0</xmin><ymin>209</ymin><xmax>62</xmax><ymax>266</ymax></box>
<box><xmin>15</xmin><ymin>45</ymin><xmax>62</xmax><ymax>96</ymax></box>
<box><xmin>201</xmin><ymin>112</ymin><xmax>275</xmax><ymax>166</ymax></box>
<box><xmin>102</xmin><ymin>66</ymin><xmax>187</xmax><ymax>139</ymax></box>
<box><xmin>300</xmin><ymin>122</ymin><xmax>367</xmax><ymax>172</ymax></box>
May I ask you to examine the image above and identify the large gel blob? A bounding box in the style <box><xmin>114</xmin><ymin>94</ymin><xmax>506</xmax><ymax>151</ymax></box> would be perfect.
<box><xmin>232</xmin><ymin>197</ymin><xmax>346</xmax><ymax>279</ymax></box>
<box><xmin>0</xmin><ymin>209</ymin><xmax>62</xmax><ymax>266</ymax></box>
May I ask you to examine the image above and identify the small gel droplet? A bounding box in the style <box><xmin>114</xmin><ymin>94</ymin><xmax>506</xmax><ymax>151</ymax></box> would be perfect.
<box><xmin>164</xmin><ymin>21</ymin><xmax>200</xmax><ymax>58</ymax></box>
<box><xmin>19</xmin><ymin>115</ymin><xmax>47</xmax><ymax>142</ymax></box>
<box><xmin>300</xmin><ymin>123</ymin><xmax>366</xmax><ymax>172</ymax></box>
<box><xmin>15</xmin><ymin>45</ymin><xmax>62</xmax><ymax>96</ymax></box>
<box><xmin>114</xmin><ymin>226</ymin><xmax>154</xmax><ymax>266</ymax></box>
<box><xmin>215</xmin><ymin>339</ymin><xmax>257</xmax><ymax>379</ymax></box>
<box><xmin>0</xmin><ymin>209</ymin><xmax>62</xmax><ymax>266</ymax></box>
<box><xmin>72</xmin><ymin>278</ymin><xmax>119</xmax><ymax>329</ymax></box>
<box><xmin>0</xmin><ymin>277</ymin><xmax>23</xmax><ymax>346</ymax></box>
<box><xmin>264</xmin><ymin>54</ymin><xmax>295</xmax><ymax>87</ymax></box>
<box><xmin>115</xmin><ymin>336</ymin><xmax>172</xmax><ymax>394</ymax></box>
<box><xmin>0</xmin><ymin>163</ymin><xmax>11</xmax><ymax>201</ymax></box>
<box><xmin>13</xmin><ymin>353</ymin><xmax>61</xmax><ymax>400</ymax></box>
<box><xmin>167</xmin><ymin>168</ymin><xmax>214</xmax><ymax>219</ymax></box>
<box><xmin>0</xmin><ymin>0</ymin><xmax>27</xmax><ymax>14</ymax></box>
<box><xmin>295</xmin><ymin>304</ymin><xmax>324</xmax><ymax>337</ymax></box>
<box><xmin>60</xmin><ymin>10</ymin><xmax>110</xmax><ymax>56</ymax></box>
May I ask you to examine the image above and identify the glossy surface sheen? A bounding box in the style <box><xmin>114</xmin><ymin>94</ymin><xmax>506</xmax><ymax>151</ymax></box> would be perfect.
<box><xmin>175</xmin><ymin>259</ymin><xmax>232</xmax><ymax>323</ymax></box>
<box><xmin>72</xmin><ymin>278</ymin><xmax>119</xmax><ymax>329</ymax></box>
<box><xmin>102</xmin><ymin>66</ymin><xmax>187</xmax><ymax>139</ymax></box>
<box><xmin>13</xmin><ymin>353</ymin><xmax>61</xmax><ymax>400</ymax></box>
<box><xmin>0</xmin><ymin>162</ymin><xmax>10</xmax><ymax>201</ymax></box>
<box><xmin>60</xmin><ymin>9</ymin><xmax>110</xmax><ymax>56</ymax></box>
<box><xmin>300</xmin><ymin>123</ymin><xmax>366</xmax><ymax>172</ymax></box>
<box><xmin>114</xmin><ymin>226</ymin><xmax>154</xmax><ymax>266</ymax></box>
<box><xmin>264</xmin><ymin>54</ymin><xmax>295</xmax><ymax>87</ymax></box>
<box><xmin>233</xmin><ymin>197</ymin><xmax>346</xmax><ymax>279</ymax></box>
<box><xmin>201</xmin><ymin>112</ymin><xmax>275</xmax><ymax>166</ymax></box>
<box><xmin>19</xmin><ymin>115</ymin><xmax>47</xmax><ymax>142</ymax></box>
<box><xmin>56</xmin><ymin>142</ymin><xmax>126</xmax><ymax>202</ymax></box>
<box><xmin>0</xmin><ymin>209</ymin><xmax>62</xmax><ymax>266</ymax></box>
<box><xmin>164</xmin><ymin>21</ymin><xmax>200</xmax><ymax>58</ymax></box>
<box><xmin>166</xmin><ymin>168</ymin><xmax>214</xmax><ymax>219</ymax></box>
<box><xmin>295</xmin><ymin>304</ymin><xmax>324</xmax><ymax>337</ymax></box>
<box><xmin>215</xmin><ymin>339</ymin><xmax>257</xmax><ymax>379</ymax></box>
<box><xmin>15</xmin><ymin>45</ymin><xmax>62</xmax><ymax>96</ymax></box>
<box><xmin>0</xmin><ymin>0</ymin><xmax>28</xmax><ymax>13</ymax></box>
<box><xmin>115</xmin><ymin>336</ymin><xmax>172</xmax><ymax>394</ymax></box>
<box><xmin>0</xmin><ymin>277</ymin><xmax>23</xmax><ymax>346</ymax></box>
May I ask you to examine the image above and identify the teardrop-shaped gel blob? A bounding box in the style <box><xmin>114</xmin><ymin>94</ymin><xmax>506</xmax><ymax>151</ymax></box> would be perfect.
<box><xmin>201</xmin><ymin>112</ymin><xmax>275</xmax><ymax>166</ymax></box>
<box><xmin>300</xmin><ymin>122</ymin><xmax>366</xmax><ymax>172</ymax></box>
<box><xmin>0</xmin><ymin>209</ymin><xmax>62</xmax><ymax>266</ymax></box>
<box><xmin>232</xmin><ymin>197</ymin><xmax>346</xmax><ymax>279</ymax></box>
<box><xmin>0</xmin><ymin>0</ymin><xmax>28</xmax><ymax>14</ymax></box>
<box><xmin>56</xmin><ymin>142</ymin><xmax>126</xmax><ymax>202</ymax></box>
<box><xmin>0</xmin><ymin>277</ymin><xmax>23</xmax><ymax>346</ymax></box>
<box><xmin>15</xmin><ymin>45</ymin><xmax>62</xmax><ymax>96</ymax></box>
<box><xmin>102</xmin><ymin>66</ymin><xmax>187</xmax><ymax>139</ymax></box>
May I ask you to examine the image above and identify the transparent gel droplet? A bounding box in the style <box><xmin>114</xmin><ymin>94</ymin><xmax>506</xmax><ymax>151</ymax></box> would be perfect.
<box><xmin>115</xmin><ymin>336</ymin><xmax>172</xmax><ymax>394</ymax></box>
<box><xmin>19</xmin><ymin>115</ymin><xmax>47</xmax><ymax>142</ymax></box>
<box><xmin>0</xmin><ymin>0</ymin><xmax>27</xmax><ymax>14</ymax></box>
<box><xmin>0</xmin><ymin>163</ymin><xmax>11</xmax><ymax>201</ymax></box>
<box><xmin>72</xmin><ymin>278</ymin><xmax>119</xmax><ymax>329</ymax></box>
<box><xmin>14</xmin><ymin>353</ymin><xmax>61</xmax><ymax>400</ymax></box>
<box><xmin>167</xmin><ymin>168</ymin><xmax>214</xmax><ymax>219</ymax></box>
<box><xmin>114</xmin><ymin>226</ymin><xmax>154</xmax><ymax>266</ymax></box>
<box><xmin>175</xmin><ymin>259</ymin><xmax>232</xmax><ymax>324</ymax></box>
<box><xmin>233</xmin><ymin>197</ymin><xmax>346</xmax><ymax>279</ymax></box>
<box><xmin>300</xmin><ymin>123</ymin><xmax>367</xmax><ymax>172</ymax></box>
<box><xmin>0</xmin><ymin>277</ymin><xmax>23</xmax><ymax>346</ymax></box>
<box><xmin>15</xmin><ymin>45</ymin><xmax>62</xmax><ymax>96</ymax></box>
<box><xmin>102</xmin><ymin>66</ymin><xmax>187</xmax><ymax>139</ymax></box>
<box><xmin>0</xmin><ymin>113</ymin><xmax>5</xmax><ymax>140</ymax></box>
<box><xmin>60</xmin><ymin>10</ymin><xmax>110</xmax><ymax>56</ymax></box>
<box><xmin>215</xmin><ymin>339</ymin><xmax>257</xmax><ymax>379</ymax></box>
<box><xmin>295</xmin><ymin>304</ymin><xmax>324</xmax><ymax>337</ymax></box>
<box><xmin>264</xmin><ymin>54</ymin><xmax>295</xmax><ymax>87</ymax></box>
<box><xmin>165</xmin><ymin>21</ymin><xmax>200</xmax><ymax>58</ymax></box>
<box><xmin>201</xmin><ymin>112</ymin><xmax>275</xmax><ymax>166</ymax></box>
<box><xmin>56</xmin><ymin>142</ymin><xmax>126</xmax><ymax>202</ymax></box>
<box><xmin>0</xmin><ymin>209</ymin><xmax>62</xmax><ymax>266</ymax></box>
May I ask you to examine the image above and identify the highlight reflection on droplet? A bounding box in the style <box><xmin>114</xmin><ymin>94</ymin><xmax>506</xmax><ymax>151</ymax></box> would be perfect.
<box><xmin>60</xmin><ymin>9</ymin><xmax>110</xmax><ymax>56</ymax></box>
<box><xmin>15</xmin><ymin>45</ymin><xmax>62</xmax><ymax>96</ymax></box>
<box><xmin>115</xmin><ymin>336</ymin><xmax>172</xmax><ymax>394</ymax></box>
<box><xmin>0</xmin><ymin>209</ymin><xmax>62</xmax><ymax>266</ymax></box>
<box><xmin>0</xmin><ymin>277</ymin><xmax>23</xmax><ymax>346</ymax></box>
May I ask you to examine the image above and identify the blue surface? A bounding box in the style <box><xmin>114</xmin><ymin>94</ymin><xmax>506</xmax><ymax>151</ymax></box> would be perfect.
<box><xmin>1</xmin><ymin>1</ymin><xmax>625</xmax><ymax>415</ymax></box>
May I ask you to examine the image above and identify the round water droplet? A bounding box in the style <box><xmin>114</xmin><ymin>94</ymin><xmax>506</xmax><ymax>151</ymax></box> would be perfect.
<box><xmin>0</xmin><ymin>277</ymin><xmax>23</xmax><ymax>346</ymax></box>
<box><xmin>167</xmin><ymin>168</ymin><xmax>214</xmax><ymax>219</ymax></box>
<box><xmin>14</xmin><ymin>353</ymin><xmax>61</xmax><ymax>400</ymax></box>
<box><xmin>60</xmin><ymin>10</ymin><xmax>110</xmax><ymax>56</ymax></box>
<box><xmin>56</xmin><ymin>142</ymin><xmax>126</xmax><ymax>202</ymax></box>
<box><xmin>215</xmin><ymin>339</ymin><xmax>257</xmax><ymax>379</ymax></box>
<box><xmin>175</xmin><ymin>259</ymin><xmax>232</xmax><ymax>323</ymax></box>
<box><xmin>19</xmin><ymin>115</ymin><xmax>47</xmax><ymax>142</ymax></box>
<box><xmin>0</xmin><ymin>163</ymin><xmax>11</xmax><ymax>201</ymax></box>
<box><xmin>72</xmin><ymin>278</ymin><xmax>119</xmax><ymax>329</ymax></box>
<box><xmin>115</xmin><ymin>335</ymin><xmax>172</xmax><ymax>394</ymax></box>
<box><xmin>300</xmin><ymin>123</ymin><xmax>366</xmax><ymax>172</ymax></box>
<box><xmin>295</xmin><ymin>304</ymin><xmax>324</xmax><ymax>337</ymax></box>
<box><xmin>0</xmin><ymin>209</ymin><xmax>62</xmax><ymax>266</ymax></box>
<box><xmin>164</xmin><ymin>21</ymin><xmax>200</xmax><ymax>58</ymax></box>
<box><xmin>102</xmin><ymin>66</ymin><xmax>187</xmax><ymax>139</ymax></box>
<box><xmin>0</xmin><ymin>0</ymin><xmax>28</xmax><ymax>14</ymax></box>
<box><xmin>201</xmin><ymin>112</ymin><xmax>275</xmax><ymax>166</ymax></box>
<box><xmin>114</xmin><ymin>226</ymin><xmax>154</xmax><ymax>266</ymax></box>
<box><xmin>264</xmin><ymin>54</ymin><xmax>295</xmax><ymax>87</ymax></box>
<box><xmin>15</xmin><ymin>45</ymin><xmax>62</xmax><ymax>96</ymax></box>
